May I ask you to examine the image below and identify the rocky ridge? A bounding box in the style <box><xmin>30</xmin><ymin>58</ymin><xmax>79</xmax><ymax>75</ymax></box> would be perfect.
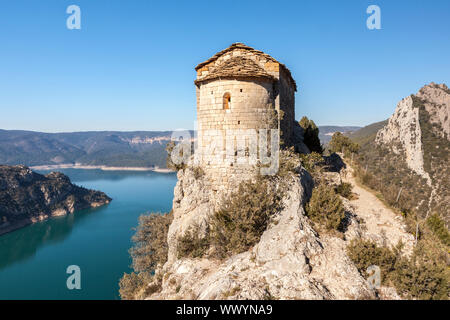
<box><xmin>375</xmin><ymin>83</ymin><xmax>450</xmax><ymax>221</ymax></box>
<box><xmin>376</xmin><ymin>83</ymin><xmax>450</xmax><ymax>184</ymax></box>
<box><xmin>143</xmin><ymin>159</ymin><xmax>408</xmax><ymax>300</ymax></box>
<box><xmin>0</xmin><ymin>165</ymin><xmax>111</xmax><ymax>235</ymax></box>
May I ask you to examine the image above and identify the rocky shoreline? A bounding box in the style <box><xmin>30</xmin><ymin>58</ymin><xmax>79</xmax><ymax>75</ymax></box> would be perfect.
<box><xmin>30</xmin><ymin>164</ymin><xmax>173</xmax><ymax>173</ymax></box>
<box><xmin>0</xmin><ymin>165</ymin><xmax>112</xmax><ymax>236</ymax></box>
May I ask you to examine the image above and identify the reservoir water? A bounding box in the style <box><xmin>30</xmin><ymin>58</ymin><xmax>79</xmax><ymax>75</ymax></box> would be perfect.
<box><xmin>0</xmin><ymin>169</ymin><xmax>177</xmax><ymax>300</ymax></box>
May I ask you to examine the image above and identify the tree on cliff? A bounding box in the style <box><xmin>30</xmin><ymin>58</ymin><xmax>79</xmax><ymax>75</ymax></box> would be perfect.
<box><xmin>299</xmin><ymin>116</ymin><xmax>323</xmax><ymax>153</ymax></box>
<box><xmin>329</xmin><ymin>132</ymin><xmax>360</xmax><ymax>154</ymax></box>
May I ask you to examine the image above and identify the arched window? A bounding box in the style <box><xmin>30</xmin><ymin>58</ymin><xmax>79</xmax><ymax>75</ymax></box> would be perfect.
<box><xmin>223</xmin><ymin>92</ymin><xmax>231</xmax><ymax>110</ymax></box>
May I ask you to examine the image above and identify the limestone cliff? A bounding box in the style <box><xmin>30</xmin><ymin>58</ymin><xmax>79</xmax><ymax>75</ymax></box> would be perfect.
<box><xmin>0</xmin><ymin>165</ymin><xmax>111</xmax><ymax>235</ymax></box>
<box><xmin>140</xmin><ymin>157</ymin><xmax>408</xmax><ymax>300</ymax></box>
<box><xmin>375</xmin><ymin>83</ymin><xmax>450</xmax><ymax>220</ymax></box>
<box><xmin>376</xmin><ymin>83</ymin><xmax>449</xmax><ymax>182</ymax></box>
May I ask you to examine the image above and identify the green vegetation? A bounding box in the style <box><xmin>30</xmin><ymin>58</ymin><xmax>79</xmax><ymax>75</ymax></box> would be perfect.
<box><xmin>118</xmin><ymin>271</ymin><xmax>157</xmax><ymax>300</ymax></box>
<box><xmin>348</xmin><ymin>97</ymin><xmax>449</xmax><ymax>223</ymax></box>
<box><xmin>415</xmin><ymin>96</ymin><xmax>450</xmax><ymax>222</ymax></box>
<box><xmin>427</xmin><ymin>214</ymin><xmax>450</xmax><ymax>246</ymax></box>
<box><xmin>210</xmin><ymin>175</ymin><xmax>285</xmax><ymax>258</ymax></box>
<box><xmin>347</xmin><ymin>120</ymin><xmax>388</xmax><ymax>146</ymax></box>
<box><xmin>129</xmin><ymin>212</ymin><xmax>173</xmax><ymax>272</ymax></box>
<box><xmin>177</xmin><ymin>226</ymin><xmax>210</xmax><ymax>259</ymax></box>
<box><xmin>347</xmin><ymin>239</ymin><xmax>399</xmax><ymax>283</ymax></box>
<box><xmin>119</xmin><ymin>211</ymin><xmax>173</xmax><ymax>299</ymax></box>
<box><xmin>335</xmin><ymin>182</ymin><xmax>353</xmax><ymax>199</ymax></box>
<box><xmin>329</xmin><ymin>132</ymin><xmax>359</xmax><ymax>155</ymax></box>
<box><xmin>347</xmin><ymin>239</ymin><xmax>449</xmax><ymax>300</ymax></box>
<box><xmin>305</xmin><ymin>183</ymin><xmax>345</xmax><ymax>231</ymax></box>
<box><xmin>299</xmin><ymin>116</ymin><xmax>323</xmax><ymax>153</ymax></box>
<box><xmin>346</xmin><ymin>110</ymin><xmax>449</xmax><ymax>300</ymax></box>
<box><xmin>299</xmin><ymin>152</ymin><xmax>324</xmax><ymax>176</ymax></box>
<box><xmin>165</xmin><ymin>141</ymin><xmax>186</xmax><ymax>171</ymax></box>
<box><xmin>0</xmin><ymin>129</ymin><xmax>173</xmax><ymax>168</ymax></box>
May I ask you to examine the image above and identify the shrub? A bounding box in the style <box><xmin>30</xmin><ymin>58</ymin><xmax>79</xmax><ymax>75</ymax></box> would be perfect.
<box><xmin>305</xmin><ymin>183</ymin><xmax>345</xmax><ymax>231</ymax></box>
<box><xmin>346</xmin><ymin>239</ymin><xmax>398</xmax><ymax>283</ymax></box>
<box><xmin>300</xmin><ymin>152</ymin><xmax>324</xmax><ymax>174</ymax></box>
<box><xmin>119</xmin><ymin>211</ymin><xmax>173</xmax><ymax>299</ymax></box>
<box><xmin>192</xmin><ymin>166</ymin><xmax>204</xmax><ymax>179</ymax></box>
<box><xmin>335</xmin><ymin>182</ymin><xmax>353</xmax><ymax>199</ymax></box>
<box><xmin>329</xmin><ymin>132</ymin><xmax>359</xmax><ymax>154</ymax></box>
<box><xmin>119</xmin><ymin>271</ymin><xmax>153</xmax><ymax>300</ymax></box>
<box><xmin>278</xmin><ymin>148</ymin><xmax>301</xmax><ymax>177</ymax></box>
<box><xmin>210</xmin><ymin>176</ymin><xmax>284</xmax><ymax>258</ymax></box>
<box><xmin>299</xmin><ymin>116</ymin><xmax>323</xmax><ymax>153</ymax></box>
<box><xmin>165</xmin><ymin>141</ymin><xmax>187</xmax><ymax>171</ymax></box>
<box><xmin>427</xmin><ymin>214</ymin><xmax>450</xmax><ymax>246</ymax></box>
<box><xmin>391</xmin><ymin>256</ymin><xmax>448</xmax><ymax>300</ymax></box>
<box><xmin>347</xmin><ymin>239</ymin><xmax>449</xmax><ymax>300</ymax></box>
<box><xmin>129</xmin><ymin>211</ymin><xmax>173</xmax><ymax>272</ymax></box>
<box><xmin>177</xmin><ymin>226</ymin><xmax>210</xmax><ymax>259</ymax></box>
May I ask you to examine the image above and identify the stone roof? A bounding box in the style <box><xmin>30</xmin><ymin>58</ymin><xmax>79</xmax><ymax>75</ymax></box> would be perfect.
<box><xmin>195</xmin><ymin>43</ymin><xmax>297</xmax><ymax>90</ymax></box>
<box><xmin>194</xmin><ymin>56</ymin><xmax>276</xmax><ymax>85</ymax></box>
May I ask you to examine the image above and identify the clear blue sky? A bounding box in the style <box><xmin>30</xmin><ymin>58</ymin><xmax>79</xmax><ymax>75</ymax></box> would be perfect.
<box><xmin>0</xmin><ymin>0</ymin><xmax>449</xmax><ymax>132</ymax></box>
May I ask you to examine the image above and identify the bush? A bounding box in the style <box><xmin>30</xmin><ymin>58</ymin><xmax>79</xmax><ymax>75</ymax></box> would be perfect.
<box><xmin>210</xmin><ymin>176</ymin><xmax>284</xmax><ymax>258</ymax></box>
<box><xmin>119</xmin><ymin>271</ymin><xmax>153</xmax><ymax>300</ymax></box>
<box><xmin>300</xmin><ymin>152</ymin><xmax>324</xmax><ymax>174</ymax></box>
<box><xmin>391</xmin><ymin>258</ymin><xmax>448</xmax><ymax>300</ymax></box>
<box><xmin>335</xmin><ymin>182</ymin><xmax>353</xmax><ymax>199</ymax></box>
<box><xmin>165</xmin><ymin>141</ymin><xmax>187</xmax><ymax>171</ymax></box>
<box><xmin>119</xmin><ymin>211</ymin><xmax>173</xmax><ymax>299</ymax></box>
<box><xmin>347</xmin><ymin>239</ymin><xmax>398</xmax><ymax>283</ymax></box>
<box><xmin>329</xmin><ymin>132</ymin><xmax>359</xmax><ymax>154</ymax></box>
<box><xmin>299</xmin><ymin>116</ymin><xmax>323</xmax><ymax>153</ymax></box>
<box><xmin>347</xmin><ymin>239</ymin><xmax>449</xmax><ymax>300</ymax></box>
<box><xmin>427</xmin><ymin>214</ymin><xmax>450</xmax><ymax>246</ymax></box>
<box><xmin>129</xmin><ymin>211</ymin><xmax>173</xmax><ymax>272</ymax></box>
<box><xmin>192</xmin><ymin>166</ymin><xmax>204</xmax><ymax>179</ymax></box>
<box><xmin>177</xmin><ymin>226</ymin><xmax>210</xmax><ymax>259</ymax></box>
<box><xmin>306</xmin><ymin>183</ymin><xmax>345</xmax><ymax>231</ymax></box>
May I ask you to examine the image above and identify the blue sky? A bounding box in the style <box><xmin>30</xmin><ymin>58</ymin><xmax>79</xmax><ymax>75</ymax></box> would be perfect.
<box><xmin>0</xmin><ymin>0</ymin><xmax>449</xmax><ymax>132</ymax></box>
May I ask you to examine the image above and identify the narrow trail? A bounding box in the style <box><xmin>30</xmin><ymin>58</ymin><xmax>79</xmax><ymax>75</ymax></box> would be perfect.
<box><xmin>342</xmin><ymin>162</ymin><xmax>415</xmax><ymax>255</ymax></box>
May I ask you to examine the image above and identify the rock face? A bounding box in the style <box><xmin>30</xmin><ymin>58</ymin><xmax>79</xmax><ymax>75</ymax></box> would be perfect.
<box><xmin>146</xmin><ymin>165</ymin><xmax>381</xmax><ymax>300</ymax></box>
<box><xmin>375</xmin><ymin>82</ymin><xmax>450</xmax><ymax>221</ymax></box>
<box><xmin>376</xmin><ymin>83</ymin><xmax>450</xmax><ymax>184</ymax></box>
<box><xmin>0</xmin><ymin>165</ymin><xmax>111</xmax><ymax>235</ymax></box>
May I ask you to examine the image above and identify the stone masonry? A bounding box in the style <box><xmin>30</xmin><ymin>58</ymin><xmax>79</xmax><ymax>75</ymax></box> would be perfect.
<box><xmin>194</xmin><ymin>43</ymin><xmax>297</xmax><ymax>191</ymax></box>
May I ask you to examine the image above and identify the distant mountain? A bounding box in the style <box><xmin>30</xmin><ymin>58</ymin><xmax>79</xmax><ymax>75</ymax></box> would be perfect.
<box><xmin>0</xmin><ymin>165</ymin><xmax>111</xmax><ymax>235</ymax></box>
<box><xmin>350</xmin><ymin>83</ymin><xmax>449</xmax><ymax>224</ymax></box>
<box><xmin>346</xmin><ymin>120</ymin><xmax>388</xmax><ymax>146</ymax></box>
<box><xmin>317</xmin><ymin>126</ymin><xmax>361</xmax><ymax>145</ymax></box>
<box><xmin>0</xmin><ymin>130</ymin><xmax>182</xmax><ymax>168</ymax></box>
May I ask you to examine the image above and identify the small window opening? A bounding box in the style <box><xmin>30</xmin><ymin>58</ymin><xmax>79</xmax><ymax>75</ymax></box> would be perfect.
<box><xmin>223</xmin><ymin>92</ymin><xmax>231</xmax><ymax>110</ymax></box>
<box><xmin>240</xmin><ymin>89</ymin><xmax>243</xmax><ymax>92</ymax></box>
<box><xmin>238</xmin><ymin>121</ymin><xmax>240</xmax><ymax>124</ymax></box>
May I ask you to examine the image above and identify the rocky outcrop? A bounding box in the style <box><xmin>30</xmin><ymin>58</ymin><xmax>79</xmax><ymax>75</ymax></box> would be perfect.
<box><xmin>376</xmin><ymin>95</ymin><xmax>430</xmax><ymax>183</ymax></box>
<box><xmin>375</xmin><ymin>83</ymin><xmax>450</xmax><ymax>184</ymax></box>
<box><xmin>144</xmin><ymin>164</ymin><xmax>385</xmax><ymax>300</ymax></box>
<box><xmin>0</xmin><ymin>165</ymin><xmax>111</xmax><ymax>235</ymax></box>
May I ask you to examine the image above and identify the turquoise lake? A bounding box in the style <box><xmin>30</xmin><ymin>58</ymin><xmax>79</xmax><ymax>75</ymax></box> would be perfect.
<box><xmin>0</xmin><ymin>169</ymin><xmax>177</xmax><ymax>300</ymax></box>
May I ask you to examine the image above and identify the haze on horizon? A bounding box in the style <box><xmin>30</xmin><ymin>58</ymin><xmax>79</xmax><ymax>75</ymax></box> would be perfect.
<box><xmin>0</xmin><ymin>0</ymin><xmax>449</xmax><ymax>132</ymax></box>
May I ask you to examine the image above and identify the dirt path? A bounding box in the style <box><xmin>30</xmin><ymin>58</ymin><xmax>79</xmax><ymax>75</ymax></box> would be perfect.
<box><xmin>342</xmin><ymin>164</ymin><xmax>415</xmax><ymax>255</ymax></box>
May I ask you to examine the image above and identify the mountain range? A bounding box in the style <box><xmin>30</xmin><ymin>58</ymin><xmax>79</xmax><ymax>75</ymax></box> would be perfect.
<box><xmin>0</xmin><ymin>130</ymin><xmax>175</xmax><ymax>168</ymax></box>
<box><xmin>0</xmin><ymin>126</ymin><xmax>354</xmax><ymax>168</ymax></box>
